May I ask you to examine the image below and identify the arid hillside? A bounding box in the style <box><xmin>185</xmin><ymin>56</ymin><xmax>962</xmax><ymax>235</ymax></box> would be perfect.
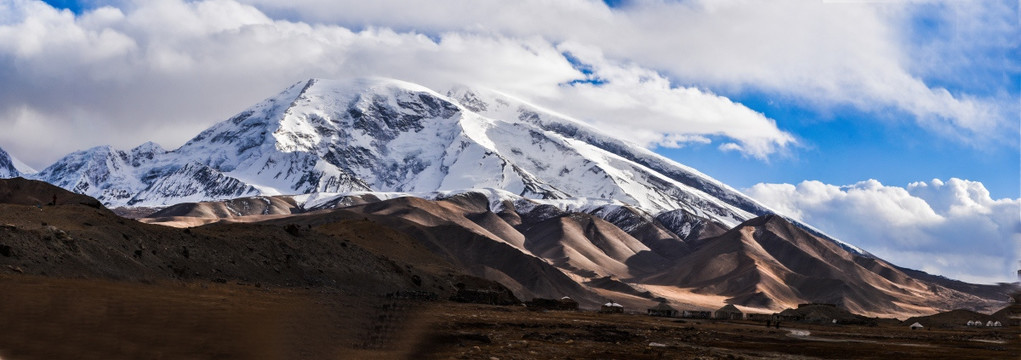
<box><xmin>139</xmin><ymin>190</ymin><xmax>1014</xmax><ymax>317</ymax></box>
<box><xmin>1</xmin><ymin>179</ymin><xmax>1018</xmax><ymax>359</ymax></box>
<box><xmin>0</xmin><ymin>178</ymin><xmax>518</xmax><ymax>301</ymax></box>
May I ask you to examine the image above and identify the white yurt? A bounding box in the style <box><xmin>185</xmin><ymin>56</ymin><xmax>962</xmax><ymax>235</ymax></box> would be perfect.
<box><xmin>909</xmin><ymin>322</ymin><xmax>924</xmax><ymax>330</ymax></box>
<box><xmin>599</xmin><ymin>302</ymin><xmax>624</xmax><ymax>313</ymax></box>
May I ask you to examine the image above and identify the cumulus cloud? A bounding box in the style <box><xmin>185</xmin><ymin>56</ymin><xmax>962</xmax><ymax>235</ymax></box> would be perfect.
<box><xmin>541</xmin><ymin>42</ymin><xmax>796</xmax><ymax>159</ymax></box>
<box><xmin>0</xmin><ymin>0</ymin><xmax>795</xmax><ymax>167</ymax></box>
<box><xmin>239</xmin><ymin>0</ymin><xmax>1018</xmax><ymax>145</ymax></box>
<box><xmin>745</xmin><ymin>178</ymin><xmax>1021</xmax><ymax>284</ymax></box>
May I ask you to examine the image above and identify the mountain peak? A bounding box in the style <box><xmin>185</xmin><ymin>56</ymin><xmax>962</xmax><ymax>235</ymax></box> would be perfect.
<box><xmin>263</xmin><ymin>77</ymin><xmax>461</xmax><ymax>153</ymax></box>
<box><xmin>23</xmin><ymin>77</ymin><xmax>774</xmax><ymax>220</ymax></box>
<box><xmin>0</xmin><ymin>159</ymin><xmax>17</xmax><ymax>179</ymax></box>
<box><xmin>0</xmin><ymin>146</ymin><xmax>24</xmax><ymax>178</ymax></box>
<box><xmin>736</xmin><ymin>213</ymin><xmax>788</xmax><ymax>228</ymax></box>
<box><xmin>82</xmin><ymin>145</ymin><xmax>115</xmax><ymax>155</ymax></box>
<box><xmin>26</xmin><ymin>77</ymin><xmax>799</xmax><ymax>234</ymax></box>
<box><xmin>131</xmin><ymin>141</ymin><xmax>165</xmax><ymax>154</ymax></box>
<box><xmin>446</xmin><ymin>85</ymin><xmax>491</xmax><ymax>113</ymax></box>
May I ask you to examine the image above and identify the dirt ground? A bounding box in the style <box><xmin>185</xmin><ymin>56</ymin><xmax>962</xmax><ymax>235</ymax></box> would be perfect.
<box><xmin>0</xmin><ymin>274</ymin><xmax>391</xmax><ymax>360</ymax></box>
<box><xmin>0</xmin><ymin>274</ymin><xmax>1017</xmax><ymax>360</ymax></box>
<box><xmin>416</xmin><ymin>303</ymin><xmax>1021</xmax><ymax>356</ymax></box>
<box><xmin>416</xmin><ymin>306</ymin><xmax>1020</xmax><ymax>359</ymax></box>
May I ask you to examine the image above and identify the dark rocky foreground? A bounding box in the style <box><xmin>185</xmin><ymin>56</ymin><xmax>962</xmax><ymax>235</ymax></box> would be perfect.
<box><xmin>1</xmin><ymin>274</ymin><xmax>1017</xmax><ymax>359</ymax></box>
<box><xmin>0</xmin><ymin>178</ymin><xmax>521</xmax><ymax>299</ymax></box>
<box><xmin>1</xmin><ymin>177</ymin><xmax>1018</xmax><ymax>359</ymax></box>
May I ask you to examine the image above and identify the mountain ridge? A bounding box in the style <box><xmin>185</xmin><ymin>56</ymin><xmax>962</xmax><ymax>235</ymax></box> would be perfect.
<box><xmin>137</xmin><ymin>190</ymin><xmax>1012</xmax><ymax>316</ymax></box>
<box><xmin>13</xmin><ymin>77</ymin><xmax>863</xmax><ymax>252</ymax></box>
<box><xmin>0</xmin><ymin>146</ymin><xmax>34</xmax><ymax>178</ymax></box>
<box><xmin>2</xmin><ymin>77</ymin><xmax>1012</xmax><ymax>315</ymax></box>
<box><xmin>22</xmin><ymin>78</ymin><xmax>762</xmax><ymax>222</ymax></box>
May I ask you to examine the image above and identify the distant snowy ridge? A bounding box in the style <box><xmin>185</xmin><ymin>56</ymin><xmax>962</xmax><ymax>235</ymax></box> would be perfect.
<box><xmin>292</xmin><ymin>187</ymin><xmax>625</xmax><ymax>215</ymax></box>
<box><xmin>295</xmin><ymin>186</ymin><xmax>864</xmax><ymax>255</ymax></box>
<box><xmin>16</xmin><ymin>77</ymin><xmax>859</xmax><ymax>253</ymax></box>
<box><xmin>0</xmin><ymin>145</ymin><xmax>34</xmax><ymax>178</ymax></box>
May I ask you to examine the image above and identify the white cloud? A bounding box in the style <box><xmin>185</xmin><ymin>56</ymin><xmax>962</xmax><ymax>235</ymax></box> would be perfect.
<box><xmin>539</xmin><ymin>42</ymin><xmax>796</xmax><ymax>159</ymax></box>
<box><xmin>0</xmin><ymin>0</ymin><xmax>796</xmax><ymax>167</ymax></box>
<box><xmin>746</xmin><ymin>178</ymin><xmax>1021</xmax><ymax>284</ymax></box>
<box><xmin>237</xmin><ymin>0</ymin><xmax>1018</xmax><ymax>145</ymax></box>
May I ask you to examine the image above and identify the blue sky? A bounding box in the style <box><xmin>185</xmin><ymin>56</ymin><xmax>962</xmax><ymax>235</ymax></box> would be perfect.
<box><xmin>42</xmin><ymin>0</ymin><xmax>81</xmax><ymax>12</ymax></box>
<box><xmin>667</xmin><ymin>90</ymin><xmax>1020</xmax><ymax>200</ymax></box>
<box><xmin>7</xmin><ymin>0</ymin><xmax>1020</xmax><ymax>283</ymax></box>
<box><xmin>674</xmin><ymin>0</ymin><xmax>1020</xmax><ymax>200</ymax></box>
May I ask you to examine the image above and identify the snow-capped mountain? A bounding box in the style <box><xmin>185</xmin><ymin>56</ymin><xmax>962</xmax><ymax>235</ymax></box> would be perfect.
<box><xmin>0</xmin><ymin>147</ymin><xmax>19</xmax><ymax>178</ymax></box>
<box><xmin>26</xmin><ymin>77</ymin><xmax>878</xmax><ymax>253</ymax></box>
<box><xmin>141</xmin><ymin>189</ymin><xmax>1009</xmax><ymax>315</ymax></box>
<box><xmin>29</xmin><ymin>77</ymin><xmax>776</xmax><ymax>226</ymax></box>
<box><xmin>18</xmin><ymin>78</ymin><xmax>1011</xmax><ymax>314</ymax></box>
<box><xmin>0</xmin><ymin>146</ymin><xmax>34</xmax><ymax>178</ymax></box>
<box><xmin>30</xmin><ymin>141</ymin><xmax>259</xmax><ymax>206</ymax></box>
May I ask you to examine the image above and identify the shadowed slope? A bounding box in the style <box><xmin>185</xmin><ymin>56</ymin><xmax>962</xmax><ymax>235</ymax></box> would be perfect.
<box><xmin>0</xmin><ymin>177</ymin><xmax>101</xmax><ymax>208</ymax></box>
<box><xmin>135</xmin><ymin>190</ymin><xmax>1014</xmax><ymax>316</ymax></box>
<box><xmin>645</xmin><ymin>215</ymin><xmax>1005</xmax><ymax>315</ymax></box>
<box><xmin>268</xmin><ymin>202</ymin><xmax>603</xmax><ymax>307</ymax></box>
<box><xmin>148</xmin><ymin>196</ymin><xmax>299</xmax><ymax>218</ymax></box>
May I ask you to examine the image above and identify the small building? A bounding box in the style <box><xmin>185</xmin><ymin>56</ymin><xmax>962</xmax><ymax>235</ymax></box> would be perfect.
<box><xmin>681</xmin><ymin>310</ymin><xmax>712</xmax><ymax>319</ymax></box>
<box><xmin>600</xmin><ymin>302</ymin><xmax>624</xmax><ymax>314</ymax></box>
<box><xmin>746</xmin><ymin>313</ymin><xmax>773</xmax><ymax>321</ymax></box>
<box><xmin>715</xmin><ymin>304</ymin><xmax>743</xmax><ymax>320</ymax></box>
<box><xmin>647</xmin><ymin>302</ymin><xmax>678</xmax><ymax>317</ymax></box>
<box><xmin>985</xmin><ymin>320</ymin><xmax>996</xmax><ymax>327</ymax></box>
<box><xmin>993</xmin><ymin>321</ymin><xmax>1002</xmax><ymax>327</ymax></box>
<box><xmin>559</xmin><ymin>296</ymin><xmax>579</xmax><ymax>310</ymax></box>
<box><xmin>909</xmin><ymin>322</ymin><xmax>924</xmax><ymax>330</ymax></box>
<box><xmin>967</xmin><ymin>320</ymin><xmax>976</xmax><ymax>326</ymax></box>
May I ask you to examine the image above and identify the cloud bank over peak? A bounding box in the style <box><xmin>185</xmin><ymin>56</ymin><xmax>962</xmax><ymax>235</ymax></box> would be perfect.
<box><xmin>242</xmin><ymin>0</ymin><xmax>1018</xmax><ymax>145</ymax></box>
<box><xmin>0</xmin><ymin>0</ymin><xmax>797</xmax><ymax>167</ymax></box>
<box><xmin>746</xmin><ymin>178</ymin><xmax>1021</xmax><ymax>284</ymax></box>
